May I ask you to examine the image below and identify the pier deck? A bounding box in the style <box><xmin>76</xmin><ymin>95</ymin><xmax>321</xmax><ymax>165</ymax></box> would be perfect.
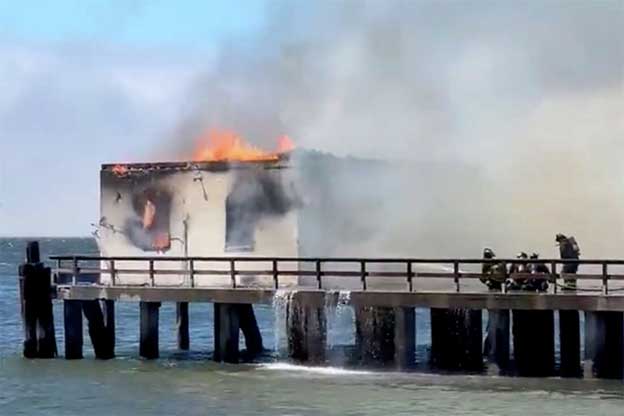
<box><xmin>56</xmin><ymin>285</ymin><xmax>624</xmax><ymax>312</ymax></box>
<box><xmin>17</xmin><ymin>247</ymin><xmax>624</xmax><ymax>378</ymax></box>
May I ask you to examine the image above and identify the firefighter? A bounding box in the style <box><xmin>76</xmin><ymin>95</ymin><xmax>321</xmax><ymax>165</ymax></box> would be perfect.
<box><xmin>507</xmin><ymin>252</ymin><xmax>529</xmax><ymax>290</ymax></box>
<box><xmin>527</xmin><ymin>253</ymin><xmax>549</xmax><ymax>292</ymax></box>
<box><xmin>556</xmin><ymin>233</ymin><xmax>580</xmax><ymax>290</ymax></box>
<box><xmin>481</xmin><ymin>248</ymin><xmax>505</xmax><ymax>291</ymax></box>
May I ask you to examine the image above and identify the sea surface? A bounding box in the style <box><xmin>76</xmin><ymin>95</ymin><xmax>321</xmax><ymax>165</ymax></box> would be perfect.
<box><xmin>0</xmin><ymin>238</ymin><xmax>622</xmax><ymax>415</ymax></box>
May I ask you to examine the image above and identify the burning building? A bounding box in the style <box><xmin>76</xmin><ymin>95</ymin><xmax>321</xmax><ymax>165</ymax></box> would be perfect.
<box><xmin>96</xmin><ymin>128</ymin><xmax>487</xmax><ymax>289</ymax></box>
<box><xmin>97</xmin><ymin>130</ymin><xmax>299</xmax><ymax>286</ymax></box>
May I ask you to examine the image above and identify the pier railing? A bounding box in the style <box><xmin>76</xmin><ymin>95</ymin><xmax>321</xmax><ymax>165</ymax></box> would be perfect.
<box><xmin>49</xmin><ymin>256</ymin><xmax>624</xmax><ymax>295</ymax></box>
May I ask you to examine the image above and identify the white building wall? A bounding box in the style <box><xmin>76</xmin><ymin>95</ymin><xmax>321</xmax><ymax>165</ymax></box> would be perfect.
<box><xmin>98</xmin><ymin>163</ymin><xmax>298</xmax><ymax>287</ymax></box>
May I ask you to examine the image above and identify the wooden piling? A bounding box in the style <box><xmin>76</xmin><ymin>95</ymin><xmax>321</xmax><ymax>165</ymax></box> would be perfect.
<box><xmin>584</xmin><ymin>311</ymin><xmax>624</xmax><ymax>379</ymax></box>
<box><xmin>430</xmin><ymin>308</ymin><xmax>482</xmax><ymax>371</ymax></box>
<box><xmin>355</xmin><ymin>306</ymin><xmax>415</xmax><ymax>368</ymax></box>
<box><xmin>18</xmin><ymin>241</ymin><xmax>57</xmax><ymax>358</ymax></box>
<box><xmin>286</xmin><ymin>293</ymin><xmax>326</xmax><ymax>364</ymax></box>
<box><xmin>237</xmin><ymin>304</ymin><xmax>264</xmax><ymax>357</ymax></box>
<box><xmin>64</xmin><ymin>300</ymin><xmax>83</xmax><ymax>359</ymax></box>
<box><xmin>102</xmin><ymin>300</ymin><xmax>115</xmax><ymax>356</ymax></box>
<box><xmin>484</xmin><ymin>309</ymin><xmax>510</xmax><ymax>373</ymax></box>
<box><xmin>176</xmin><ymin>302</ymin><xmax>190</xmax><ymax>351</ymax></box>
<box><xmin>82</xmin><ymin>300</ymin><xmax>115</xmax><ymax>359</ymax></box>
<box><xmin>139</xmin><ymin>302</ymin><xmax>160</xmax><ymax>359</ymax></box>
<box><xmin>213</xmin><ymin>303</ymin><xmax>240</xmax><ymax>363</ymax></box>
<box><xmin>559</xmin><ymin>310</ymin><xmax>581</xmax><ymax>377</ymax></box>
<box><xmin>512</xmin><ymin>310</ymin><xmax>555</xmax><ymax>377</ymax></box>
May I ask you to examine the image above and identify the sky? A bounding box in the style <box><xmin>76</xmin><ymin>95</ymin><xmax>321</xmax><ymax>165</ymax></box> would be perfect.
<box><xmin>0</xmin><ymin>0</ymin><xmax>622</xmax><ymax>239</ymax></box>
<box><xmin>0</xmin><ymin>1</ymin><xmax>269</xmax><ymax>236</ymax></box>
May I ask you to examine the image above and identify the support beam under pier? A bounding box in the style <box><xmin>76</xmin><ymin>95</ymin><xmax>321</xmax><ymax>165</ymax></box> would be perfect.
<box><xmin>214</xmin><ymin>303</ymin><xmax>240</xmax><ymax>363</ymax></box>
<box><xmin>584</xmin><ymin>311</ymin><xmax>623</xmax><ymax>379</ymax></box>
<box><xmin>238</xmin><ymin>304</ymin><xmax>264</xmax><ymax>357</ymax></box>
<box><xmin>286</xmin><ymin>292</ymin><xmax>327</xmax><ymax>364</ymax></box>
<box><xmin>63</xmin><ymin>300</ymin><xmax>83</xmax><ymax>359</ymax></box>
<box><xmin>139</xmin><ymin>302</ymin><xmax>160</xmax><ymax>360</ymax></box>
<box><xmin>484</xmin><ymin>309</ymin><xmax>510</xmax><ymax>373</ymax></box>
<box><xmin>559</xmin><ymin>310</ymin><xmax>581</xmax><ymax>377</ymax></box>
<box><xmin>512</xmin><ymin>310</ymin><xmax>555</xmax><ymax>377</ymax></box>
<box><xmin>355</xmin><ymin>306</ymin><xmax>415</xmax><ymax>369</ymax></box>
<box><xmin>430</xmin><ymin>308</ymin><xmax>483</xmax><ymax>371</ymax></box>
<box><xmin>83</xmin><ymin>300</ymin><xmax>115</xmax><ymax>360</ymax></box>
<box><xmin>176</xmin><ymin>302</ymin><xmax>190</xmax><ymax>351</ymax></box>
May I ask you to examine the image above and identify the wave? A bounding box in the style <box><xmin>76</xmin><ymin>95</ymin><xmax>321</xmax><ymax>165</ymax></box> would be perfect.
<box><xmin>257</xmin><ymin>362</ymin><xmax>374</xmax><ymax>376</ymax></box>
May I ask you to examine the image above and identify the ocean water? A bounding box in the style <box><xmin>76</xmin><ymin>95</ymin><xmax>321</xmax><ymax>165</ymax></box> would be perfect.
<box><xmin>0</xmin><ymin>238</ymin><xmax>622</xmax><ymax>415</ymax></box>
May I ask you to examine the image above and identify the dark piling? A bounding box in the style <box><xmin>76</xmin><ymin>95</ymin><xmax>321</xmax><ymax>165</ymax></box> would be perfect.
<box><xmin>139</xmin><ymin>302</ymin><xmax>160</xmax><ymax>359</ymax></box>
<box><xmin>584</xmin><ymin>311</ymin><xmax>624</xmax><ymax>379</ymax></box>
<box><xmin>238</xmin><ymin>304</ymin><xmax>264</xmax><ymax>357</ymax></box>
<box><xmin>82</xmin><ymin>300</ymin><xmax>115</xmax><ymax>359</ymax></box>
<box><xmin>63</xmin><ymin>300</ymin><xmax>83</xmax><ymax>359</ymax></box>
<box><xmin>559</xmin><ymin>310</ymin><xmax>581</xmax><ymax>377</ymax></box>
<box><xmin>430</xmin><ymin>308</ymin><xmax>483</xmax><ymax>371</ymax></box>
<box><xmin>213</xmin><ymin>303</ymin><xmax>240</xmax><ymax>363</ymax></box>
<box><xmin>355</xmin><ymin>306</ymin><xmax>415</xmax><ymax>369</ymax></box>
<box><xmin>512</xmin><ymin>310</ymin><xmax>555</xmax><ymax>377</ymax></box>
<box><xmin>176</xmin><ymin>302</ymin><xmax>190</xmax><ymax>351</ymax></box>
<box><xmin>484</xmin><ymin>309</ymin><xmax>510</xmax><ymax>373</ymax></box>
<box><xmin>286</xmin><ymin>292</ymin><xmax>327</xmax><ymax>364</ymax></box>
<box><xmin>18</xmin><ymin>241</ymin><xmax>57</xmax><ymax>358</ymax></box>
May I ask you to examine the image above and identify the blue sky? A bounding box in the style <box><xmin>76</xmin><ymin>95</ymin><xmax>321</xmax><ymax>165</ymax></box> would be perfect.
<box><xmin>0</xmin><ymin>1</ymin><xmax>267</xmax><ymax>46</ymax></box>
<box><xmin>0</xmin><ymin>1</ymin><xmax>271</xmax><ymax>236</ymax></box>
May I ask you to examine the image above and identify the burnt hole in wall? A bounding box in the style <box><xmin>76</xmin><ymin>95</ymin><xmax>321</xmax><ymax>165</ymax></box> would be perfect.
<box><xmin>225</xmin><ymin>169</ymin><xmax>297</xmax><ymax>252</ymax></box>
<box><xmin>125</xmin><ymin>187</ymin><xmax>173</xmax><ymax>252</ymax></box>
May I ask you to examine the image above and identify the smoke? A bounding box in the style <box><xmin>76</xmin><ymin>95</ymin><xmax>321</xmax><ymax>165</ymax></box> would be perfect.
<box><xmin>226</xmin><ymin>168</ymin><xmax>299</xmax><ymax>251</ymax></box>
<box><xmin>170</xmin><ymin>1</ymin><xmax>624</xmax><ymax>258</ymax></box>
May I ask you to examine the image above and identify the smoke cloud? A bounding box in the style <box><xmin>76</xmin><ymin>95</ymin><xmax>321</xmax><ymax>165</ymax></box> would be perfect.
<box><xmin>170</xmin><ymin>1</ymin><xmax>624</xmax><ymax>258</ymax></box>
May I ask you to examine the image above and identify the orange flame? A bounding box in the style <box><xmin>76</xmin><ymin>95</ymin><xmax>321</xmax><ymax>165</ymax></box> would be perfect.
<box><xmin>192</xmin><ymin>129</ymin><xmax>295</xmax><ymax>162</ymax></box>
<box><xmin>112</xmin><ymin>164</ymin><xmax>129</xmax><ymax>176</ymax></box>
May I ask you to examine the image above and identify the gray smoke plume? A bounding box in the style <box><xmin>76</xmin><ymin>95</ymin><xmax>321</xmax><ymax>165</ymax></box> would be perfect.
<box><xmin>170</xmin><ymin>1</ymin><xmax>624</xmax><ymax>259</ymax></box>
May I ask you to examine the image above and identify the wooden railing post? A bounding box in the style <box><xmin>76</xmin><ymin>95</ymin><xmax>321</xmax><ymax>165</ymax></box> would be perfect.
<box><xmin>316</xmin><ymin>260</ymin><xmax>322</xmax><ymax>290</ymax></box>
<box><xmin>230</xmin><ymin>260</ymin><xmax>237</xmax><ymax>289</ymax></box>
<box><xmin>360</xmin><ymin>261</ymin><xmax>367</xmax><ymax>291</ymax></box>
<box><xmin>71</xmin><ymin>257</ymin><xmax>79</xmax><ymax>286</ymax></box>
<box><xmin>149</xmin><ymin>260</ymin><xmax>155</xmax><ymax>287</ymax></box>
<box><xmin>272</xmin><ymin>260</ymin><xmax>279</xmax><ymax>289</ymax></box>
<box><xmin>109</xmin><ymin>260</ymin><xmax>116</xmax><ymax>286</ymax></box>
<box><xmin>189</xmin><ymin>259</ymin><xmax>195</xmax><ymax>288</ymax></box>
<box><xmin>602</xmin><ymin>263</ymin><xmax>609</xmax><ymax>295</ymax></box>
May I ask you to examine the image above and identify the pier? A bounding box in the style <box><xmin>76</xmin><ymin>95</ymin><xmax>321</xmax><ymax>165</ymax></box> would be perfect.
<box><xmin>17</xmin><ymin>241</ymin><xmax>624</xmax><ymax>379</ymax></box>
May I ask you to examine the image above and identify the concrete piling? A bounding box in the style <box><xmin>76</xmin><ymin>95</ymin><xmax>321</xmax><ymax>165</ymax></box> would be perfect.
<box><xmin>355</xmin><ymin>306</ymin><xmax>415</xmax><ymax>368</ymax></box>
<box><xmin>584</xmin><ymin>311</ymin><xmax>624</xmax><ymax>379</ymax></box>
<box><xmin>512</xmin><ymin>310</ymin><xmax>555</xmax><ymax>377</ymax></box>
<box><xmin>63</xmin><ymin>300</ymin><xmax>83</xmax><ymax>359</ymax></box>
<box><xmin>430</xmin><ymin>308</ymin><xmax>482</xmax><ymax>371</ymax></box>
<box><xmin>139</xmin><ymin>302</ymin><xmax>160</xmax><ymax>359</ymax></box>
<box><xmin>286</xmin><ymin>292</ymin><xmax>327</xmax><ymax>364</ymax></box>
<box><xmin>559</xmin><ymin>310</ymin><xmax>581</xmax><ymax>377</ymax></box>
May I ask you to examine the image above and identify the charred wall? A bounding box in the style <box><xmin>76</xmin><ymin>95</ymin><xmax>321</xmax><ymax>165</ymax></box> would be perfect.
<box><xmin>98</xmin><ymin>162</ymin><xmax>299</xmax><ymax>286</ymax></box>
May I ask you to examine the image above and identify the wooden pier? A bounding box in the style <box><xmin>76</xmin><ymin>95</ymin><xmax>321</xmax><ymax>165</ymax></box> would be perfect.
<box><xmin>17</xmin><ymin>242</ymin><xmax>624</xmax><ymax>379</ymax></box>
